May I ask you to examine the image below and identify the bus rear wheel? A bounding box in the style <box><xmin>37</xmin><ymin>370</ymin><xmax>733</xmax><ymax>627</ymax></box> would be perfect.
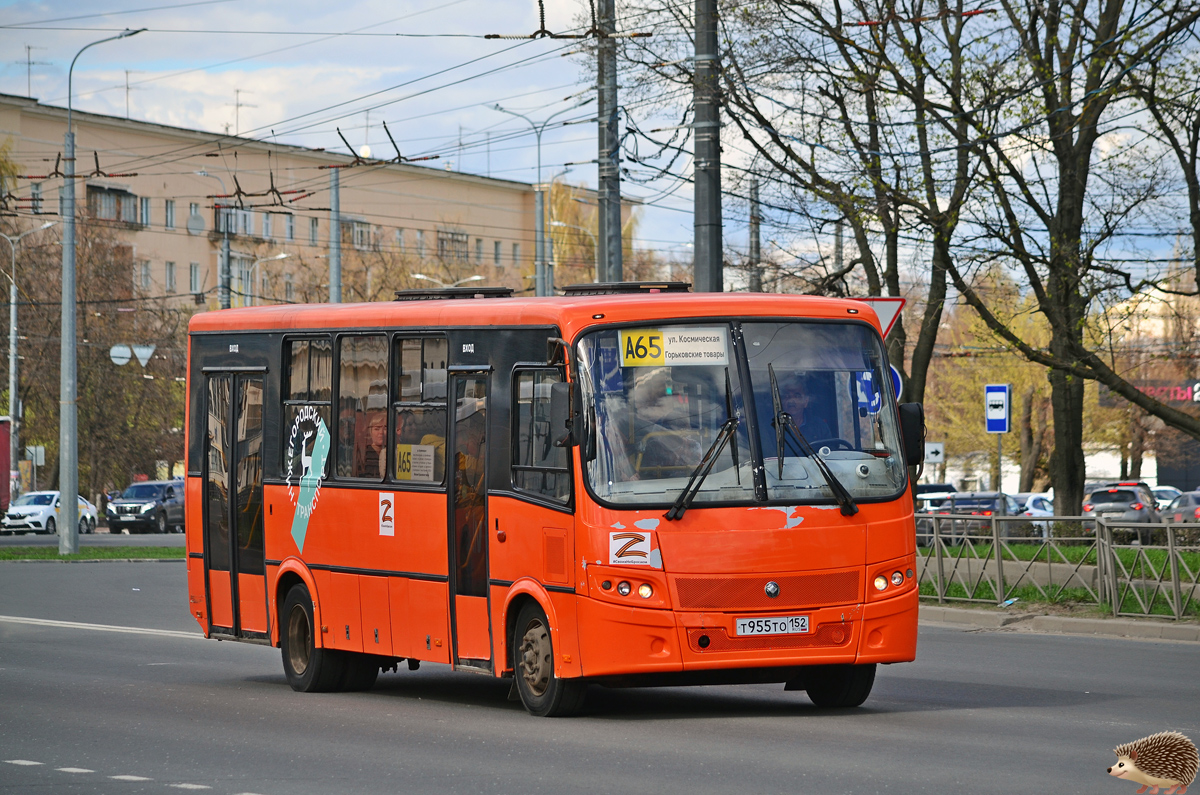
<box><xmin>281</xmin><ymin>583</ymin><xmax>346</xmax><ymax>692</ymax></box>
<box><xmin>512</xmin><ymin>602</ymin><xmax>586</xmax><ymax>717</ymax></box>
<box><xmin>799</xmin><ymin>663</ymin><xmax>876</xmax><ymax>708</ymax></box>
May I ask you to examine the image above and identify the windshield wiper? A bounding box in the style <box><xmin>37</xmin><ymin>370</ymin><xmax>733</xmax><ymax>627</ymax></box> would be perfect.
<box><xmin>767</xmin><ymin>363</ymin><xmax>859</xmax><ymax>517</ymax></box>
<box><xmin>665</xmin><ymin>416</ymin><xmax>739</xmax><ymax>521</ymax></box>
<box><xmin>665</xmin><ymin>370</ymin><xmax>741</xmax><ymax>521</ymax></box>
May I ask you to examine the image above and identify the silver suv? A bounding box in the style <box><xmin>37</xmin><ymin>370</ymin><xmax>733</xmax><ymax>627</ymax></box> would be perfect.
<box><xmin>1083</xmin><ymin>483</ymin><xmax>1160</xmax><ymax>544</ymax></box>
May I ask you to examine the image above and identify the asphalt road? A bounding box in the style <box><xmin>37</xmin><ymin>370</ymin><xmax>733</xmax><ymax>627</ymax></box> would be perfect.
<box><xmin>0</xmin><ymin>562</ymin><xmax>1195</xmax><ymax>794</ymax></box>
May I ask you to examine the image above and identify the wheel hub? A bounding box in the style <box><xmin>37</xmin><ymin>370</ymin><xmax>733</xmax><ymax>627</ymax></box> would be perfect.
<box><xmin>286</xmin><ymin>605</ymin><xmax>311</xmax><ymax>676</ymax></box>
<box><xmin>518</xmin><ymin>620</ymin><xmax>552</xmax><ymax>697</ymax></box>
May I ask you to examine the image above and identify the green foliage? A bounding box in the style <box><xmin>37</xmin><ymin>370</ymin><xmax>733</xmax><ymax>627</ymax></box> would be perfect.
<box><xmin>0</xmin><ymin>546</ymin><xmax>184</xmax><ymax>560</ymax></box>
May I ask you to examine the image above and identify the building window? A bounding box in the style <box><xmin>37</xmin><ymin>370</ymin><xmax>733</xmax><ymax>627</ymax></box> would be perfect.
<box><xmin>88</xmin><ymin>186</ymin><xmax>137</xmax><ymax>223</ymax></box>
<box><xmin>140</xmin><ymin>197</ymin><xmax>151</xmax><ymax>226</ymax></box>
<box><xmin>189</xmin><ymin>262</ymin><xmax>200</xmax><ymax>293</ymax></box>
<box><xmin>512</xmin><ymin>243</ymin><xmax>520</xmax><ymax>265</ymax></box>
<box><xmin>353</xmin><ymin>221</ymin><xmax>372</xmax><ymax>250</ymax></box>
<box><xmin>165</xmin><ymin>261</ymin><xmax>176</xmax><ymax>293</ymax></box>
<box><xmin>416</xmin><ymin>230</ymin><xmax>426</xmax><ymax>259</ymax></box>
<box><xmin>475</xmin><ymin>238</ymin><xmax>483</xmax><ymax>265</ymax></box>
<box><xmin>262</xmin><ymin>213</ymin><xmax>272</xmax><ymax>239</ymax></box>
<box><xmin>309</xmin><ymin>217</ymin><xmax>319</xmax><ymax>245</ymax></box>
<box><xmin>285</xmin><ymin>273</ymin><xmax>295</xmax><ymax>302</ymax></box>
<box><xmin>285</xmin><ymin>214</ymin><xmax>294</xmax><ymax>241</ymax></box>
<box><xmin>139</xmin><ymin>260</ymin><xmax>151</xmax><ymax>290</ymax></box>
<box><xmin>395</xmin><ymin>228</ymin><xmax>405</xmax><ymax>253</ymax></box>
<box><xmin>494</xmin><ymin>240</ymin><xmax>501</xmax><ymax>267</ymax></box>
<box><xmin>30</xmin><ymin>183</ymin><xmax>42</xmax><ymax>214</ymax></box>
<box><xmin>437</xmin><ymin>230</ymin><xmax>469</xmax><ymax>262</ymax></box>
<box><xmin>165</xmin><ymin>199</ymin><xmax>175</xmax><ymax>229</ymax></box>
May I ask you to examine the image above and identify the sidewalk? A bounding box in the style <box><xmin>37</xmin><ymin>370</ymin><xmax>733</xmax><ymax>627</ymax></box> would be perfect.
<box><xmin>920</xmin><ymin>604</ymin><xmax>1200</xmax><ymax>643</ymax></box>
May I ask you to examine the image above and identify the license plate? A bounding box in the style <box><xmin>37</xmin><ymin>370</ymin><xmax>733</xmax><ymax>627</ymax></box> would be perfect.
<box><xmin>735</xmin><ymin>615</ymin><xmax>810</xmax><ymax>636</ymax></box>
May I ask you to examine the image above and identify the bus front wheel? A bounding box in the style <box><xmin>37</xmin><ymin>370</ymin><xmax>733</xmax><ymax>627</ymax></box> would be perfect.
<box><xmin>512</xmin><ymin>602</ymin><xmax>586</xmax><ymax>717</ymax></box>
<box><xmin>281</xmin><ymin>583</ymin><xmax>346</xmax><ymax>693</ymax></box>
<box><xmin>797</xmin><ymin>663</ymin><xmax>876</xmax><ymax>708</ymax></box>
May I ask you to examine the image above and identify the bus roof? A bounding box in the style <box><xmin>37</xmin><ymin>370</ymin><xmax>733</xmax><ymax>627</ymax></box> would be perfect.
<box><xmin>188</xmin><ymin>293</ymin><xmax>886</xmax><ymax>341</ymax></box>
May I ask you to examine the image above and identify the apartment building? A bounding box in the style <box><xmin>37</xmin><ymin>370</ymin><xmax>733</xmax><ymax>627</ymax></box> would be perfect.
<box><xmin>0</xmin><ymin>92</ymin><xmax>611</xmax><ymax>306</ymax></box>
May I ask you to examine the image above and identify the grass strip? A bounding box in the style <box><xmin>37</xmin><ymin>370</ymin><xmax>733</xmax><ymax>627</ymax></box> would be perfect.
<box><xmin>0</xmin><ymin>546</ymin><xmax>185</xmax><ymax>561</ymax></box>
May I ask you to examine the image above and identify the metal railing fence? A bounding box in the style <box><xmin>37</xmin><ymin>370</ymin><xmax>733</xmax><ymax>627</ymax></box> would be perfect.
<box><xmin>915</xmin><ymin>513</ymin><xmax>1200</xmax><ymax>620</ymax></box>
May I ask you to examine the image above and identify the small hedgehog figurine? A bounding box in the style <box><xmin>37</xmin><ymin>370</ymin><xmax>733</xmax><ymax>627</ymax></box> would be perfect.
<box><xmin>1108</xmin><ymin>731</ymin><xmax>1199</xmax><ymax>794</ymax></box>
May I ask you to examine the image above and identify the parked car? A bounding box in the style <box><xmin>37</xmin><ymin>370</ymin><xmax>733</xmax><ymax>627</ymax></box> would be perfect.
<box><xmin>1012</xmin><ymin>492</ymin><xmax>1055</xmax><ymax>537</ymax></box>
<box><xmin>1083</xmin><ymin>484</ymin><xmax>1160</xmax><ymax>544</ymax></box>
<box><xmin>2</xmin><ymin>491</ymin><xmax>98</xmax><ymax>535</ymax></box>
<box><xmin>915</xmin><ymin>491</ymin><xmax>957</xmax><ymax>546</ymax></box>
<box><xmin>1153</xmin><ymin>485</ymin><xmax>1183</xmax><ymax>506</ymax></box>
<box><xmin>916</xmin><ymin>482</ymin><xmax>957</xmax><ymax>495</ymax></box>
<box><xmin>916</xmin><ymin>491</ymin><xmax>1020</xmax><ymax>543</ymax></box>
<box><xmin>106</xmin><ymin>480</ymin><xmax>185</xmax><ymax>534</ymax></box>
<box><xmin>1164</xmin><ymin>491</ymin><xmax>1200</xmax><ymax>524</ymax></box>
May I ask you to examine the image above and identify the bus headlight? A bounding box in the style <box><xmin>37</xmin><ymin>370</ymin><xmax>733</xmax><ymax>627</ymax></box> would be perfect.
<box><xmin>617</xmin><ymin>581</ymin><xmax>631</xmax><ymax>596</ymax></box>
<box><xmin>637</xmin><ymin>583</ymin><xmax>653</xmax><ymax>599</ymax></box>
<box><xmin>891</xmin><ymin>571</ymin><xmax>904</xmax><ymax>586</ymax></box>
<box><xmin>873</xmin><ymin>575</ymin><xmax>888</xmax><ymax>591</ymax></box>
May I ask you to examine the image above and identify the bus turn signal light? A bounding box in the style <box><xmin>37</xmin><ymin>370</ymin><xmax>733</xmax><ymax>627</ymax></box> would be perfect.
<box><xmin>891</xmin><ymin>571</ymin><xmax>904</xmax><ymax>586</ymax></box>
<box><xmin>617</xmin><ymin>581</ymin><xmax>632</xmax><ymax>596</ymax></box>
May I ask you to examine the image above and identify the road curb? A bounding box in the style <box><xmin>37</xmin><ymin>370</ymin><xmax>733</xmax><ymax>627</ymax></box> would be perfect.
<box><xmin>920</xmin><ymin>604</ymin><xmax>1200</xmax><ymax>642</ymax></box>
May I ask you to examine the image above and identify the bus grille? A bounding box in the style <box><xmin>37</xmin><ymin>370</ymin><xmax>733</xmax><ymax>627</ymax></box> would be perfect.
<box><xmin>686</xmin><ymin>622</ymin><xmax>852</xmax><ymax>653</ymax></box>
<box><xmin>673</xmin><ymin>570</ymin><xmax>860</xmax><ymax>611</ymax></box>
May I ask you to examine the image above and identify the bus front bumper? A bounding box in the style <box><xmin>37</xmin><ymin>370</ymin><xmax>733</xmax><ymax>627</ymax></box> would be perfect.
<box><xmin>575</xmin><ymin>588</ymin><xmax>917</xmax><ymax>679</ymax></box>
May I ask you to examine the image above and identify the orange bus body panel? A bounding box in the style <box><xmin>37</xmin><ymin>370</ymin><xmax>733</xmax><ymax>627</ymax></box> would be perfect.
<box><xmin>360</xmin><ymin>576</ymin><xmax>392</xmax><ymax>656</ymax></box>
<box><xmin>208</xmin><ymin>570</ymin><xmax>233</xmax><ymax>628</ymax></box>
<box><xmin>237</xmin><ymin>573</ymin><xmax>269</xmax><ymax>633</ymax></box>
<box><xmin>454</xmin><ymin>595</ymin><xmax>491</xmax><ymax>660</ymax></box>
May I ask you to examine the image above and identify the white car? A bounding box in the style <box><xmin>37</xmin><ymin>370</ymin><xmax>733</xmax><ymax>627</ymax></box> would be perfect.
<box><xmin>2</xmin><ymin>491</ymin><xmax>98</xmax><ymax>535</ymax></box>
<box><xmin>1013</xmin><ymin>492</ymin><xmax>1055</xmax><ymax>537</ymax></box>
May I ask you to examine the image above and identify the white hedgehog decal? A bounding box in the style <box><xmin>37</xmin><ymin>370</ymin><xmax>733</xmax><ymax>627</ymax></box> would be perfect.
<box><xmin>1108</xmin><ymin>731</ymin><xmax>1198</xmax><ymax>794</ymax></box>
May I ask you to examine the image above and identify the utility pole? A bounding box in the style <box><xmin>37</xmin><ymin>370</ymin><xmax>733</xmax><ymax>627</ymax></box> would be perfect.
<box><xmin>596</xmin><ymin>0</ymin><xmax>623</xmax><ymax>283</ymax></box>
<box><xmin>329</xmin><ymin>169</ymin><xmax>342</xmax><ymax>303</ymax></box>
<box><xmin>19</xmin><ymin>46</ymin><xmax>49</xmax><ymax>98</ymax></box>
<box><xmin>693</xmin><ymin>0</ymin><xmax>722</xmax><ymax>293</ymax></box>
<box><xmin>228</xmin><ymin>89</ymin><xmax>256</xmax><ymax>136</ymax></box>
<box><xmin>748</xmin><ymin>177</ymin><xmax>762</xmax><ymax>292</ymax></box>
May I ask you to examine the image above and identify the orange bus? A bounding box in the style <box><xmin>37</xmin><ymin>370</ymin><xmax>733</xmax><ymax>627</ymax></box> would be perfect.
<box><xmin>184</xmin><ymin>283</ymin><xmax>924</xmax><ymax>716</ymax></box>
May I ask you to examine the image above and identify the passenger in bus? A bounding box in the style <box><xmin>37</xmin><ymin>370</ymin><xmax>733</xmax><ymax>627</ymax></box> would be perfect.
<box><xmin>354</xmin><ymin>412</ymin><xmax>388</xmax><ymax>479</ymax></box>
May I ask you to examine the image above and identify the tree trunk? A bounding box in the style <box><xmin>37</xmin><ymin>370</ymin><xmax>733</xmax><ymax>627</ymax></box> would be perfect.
<box><xmin>1048</xmin><ymin>362</ymin><xmax>1087</xmax><ymax>514</ymax></box>
<box><xmin>1130</xmin><ymin>414</ymin><xmax>1145</xmax><ymax>479</ymax></box>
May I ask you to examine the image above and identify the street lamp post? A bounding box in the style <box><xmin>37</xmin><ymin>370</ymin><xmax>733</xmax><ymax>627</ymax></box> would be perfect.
<box><xmin>491</xmin><ymin>98</ymin><xmax>593</xmax><ymax>296</ymax></box>
<box><xmin>250</xmin><ymin>253</ymin><xmax>289</xmax><ymax>304</ymax></box>
<box><xmin>61</xmin><ymin>28</ymin><xmax>145</xmax><ymax>555</ymax></box>
<box><xmin>0</xmin><ymin>221</ymin><xmax>56</xmax><ymax>492</ymax></box>
<box><xmin>194</xmin><ymin>170</ymin><xmax>230</xmax><ymax>309</ymax></box>
<box><xmin>411</xmin><ymin>273</ymin><xmax>484</xmax><ymax>289</ymax></box>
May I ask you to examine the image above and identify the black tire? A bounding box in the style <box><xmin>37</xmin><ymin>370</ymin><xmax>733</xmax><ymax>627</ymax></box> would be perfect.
<box><xmin>78</xmin><ymin>517</ymin><xmax>88</xmax><ymax>536</ymax></box>
<box><xmin>44</xmin><ymin>517</ymin><xmax>55</xmax><ymax>536</ymax></box>
<box><xmin>280</xmin><ymin>583</ymin><xmax>347</xmax><ymax>693</ymax></box>
<box><xmin>89</xmin><ymin>518</ymin><xmax>96</xmax><ymax>534</ymax></box>
<box><xmin>512</xmin><ymin>602</ymin><xmax>586</xmax><ymax>717</ymax></box>
<box><xmin>156</xmin><ymin>512</ymin><xmax>167</xmax><ymax>534</ymax></box>
<box><xmin>339</xmin><ymin>653</ymin><xmax>381</xmax><ymax>691</ymax></box>
<box><xmin>802</xmin><ymin>663</ymin><xmax>877</xmax><ymax>708</ymax></box>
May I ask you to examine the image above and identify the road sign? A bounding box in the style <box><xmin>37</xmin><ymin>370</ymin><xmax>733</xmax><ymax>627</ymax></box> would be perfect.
<box><xmin>985</xmin><ymin>384</ymin><xmax>1011</xmax><ymax>434</ymax></box>
<box><xmin>851</xmin><ymin>297</ymin><xmax>906</xmax><ymax>339</ymax></box>
<box><xmin>890</xmin><ymin>364</ymin><xmax>903</xmax><ymax>399</ymax></box>
<box><xmin>925</xmin><ymin>442</ymin><xmax>945</xmax><ymax>465</ymax></box>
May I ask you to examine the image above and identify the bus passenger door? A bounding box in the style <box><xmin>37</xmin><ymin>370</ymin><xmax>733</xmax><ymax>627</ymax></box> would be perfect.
<box><xmin>203</xmin><ymin>372</ymin><xmax>268</xmax><ymax>640</ymax></box>
<box><xmin>448</xmin><ymin>371</ymin><xmax>491</xmax><ymax>669</ymax></box>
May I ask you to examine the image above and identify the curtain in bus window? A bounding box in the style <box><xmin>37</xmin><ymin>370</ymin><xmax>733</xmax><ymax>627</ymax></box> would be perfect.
<box><xmin>424</xmin><ymin>338</ymin><xmax>448</xmax><ymax>402</ymax></box>
<box><xmin>206</xmin><ymin>376</ymin><xmax>231</xmax><ymax>572</ymax></box>
<box><xmin>338</xmin><ymin>335</ymin><xmax>389</xmax><ymax>479</ymax></box>
<box><xmin>236</xmin><ymin>378</ymin><xmax>265</xmax><ymax>575</ymax></box>
<box><xmin>512</xmin><ymin>370</ymin><xmax>570</xmax><ymax>501</ymax></box>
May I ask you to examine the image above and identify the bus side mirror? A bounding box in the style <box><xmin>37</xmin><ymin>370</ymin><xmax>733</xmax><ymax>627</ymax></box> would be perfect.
<box><xmin>898</xmin><ymin>402</ymin><xmax>924</xmax><ymax>466</ymax></box>
<box><xmin>550</xmin><ymin>381</ymin><xmax>576</xmax><ymax>448</ymax></box>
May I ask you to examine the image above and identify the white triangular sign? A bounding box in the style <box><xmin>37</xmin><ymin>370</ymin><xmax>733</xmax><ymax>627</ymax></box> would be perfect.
<box><xmin>132</xmin><ymin>344</ymin><xmax>156</xmax><ymax>367</ymax></box>
<box><xmin>851</xmin><ymin>297</ymin><xmax>905</xmax><ymax>339</ymax></box>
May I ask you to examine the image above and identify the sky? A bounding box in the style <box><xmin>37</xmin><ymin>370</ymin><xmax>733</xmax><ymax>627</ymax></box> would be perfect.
<box><xmin>0</xmin><ymin>0</ymin><xmax>701</xmax><ymax>260</ymax></box>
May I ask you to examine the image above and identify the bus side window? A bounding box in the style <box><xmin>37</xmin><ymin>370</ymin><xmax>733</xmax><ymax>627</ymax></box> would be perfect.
<box><xmin>392</xmin><ymin>336</ymin><xmax>447</xmax><ymax>485</ymax></box>
<box><xmin>511</xmin><ymin>369</ymin><xmax>570</xmax><ymax>502</ymax></box>
<box><xmin>337</xmin><ymin>334</ymin><xmax>389</xmax><ymax>480</ymax></box>
<box><xmin>282</xmin><ymin>337</ymin><xmax>332</xmax><ymax>479</ymax></box>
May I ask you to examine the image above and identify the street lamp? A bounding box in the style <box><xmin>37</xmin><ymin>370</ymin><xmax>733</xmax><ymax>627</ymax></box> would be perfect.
<box><xmin>491</xmin><ymin>97</ymin><xmax>593</xmax><ymax>296</ymax></box>
<box><xmin>250</xmin><ymin>252</ymin><xmax>289</xmax><ymax>305</ymax></box>
<box><xmin>411</xmin><ymin>273</ymin><xmax>484</xmax><ymax>288</ymax></box>
<box><xmin>0</xmin><ymin>221</ymin><xmax>56</xmax><ymax>489</ymax></box>
<box><xmin>194</xmin><ymin>170</ymin><xmax>230</xmax><ymax>309</ymax></box>
<box><xmin>61</xmin><ymin>28</ymin><xmax>145</xmax><ymax>555</ymax></box>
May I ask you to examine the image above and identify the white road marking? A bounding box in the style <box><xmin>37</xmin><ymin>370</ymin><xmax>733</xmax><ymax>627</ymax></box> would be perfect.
<box><xmin>5</xmin><ymin>760</ymin><xmax>43</xmax><ymax>766</ymax></box>
<box><xmin>0</xmin><ymin>615</ymin><xmax>203</xmax><ymax>640</ymax></box>
<box><xmin>169</xmin><ymin>785</ymin><xmax>212</xmax><ymax>790</ymax></box>
<box><xmin>110</xmin><ymin>775</ymin><xmax>152</xmax><ymax>781</ymax></box>
<box><xmin>57</xmin><ymin>767</ymin><xmax>94</xmax><ymax>773</ymax></box>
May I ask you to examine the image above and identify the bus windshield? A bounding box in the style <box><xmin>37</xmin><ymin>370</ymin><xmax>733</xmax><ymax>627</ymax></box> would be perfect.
<box><xmin>577</xmin><ymin>321</ymin><xmax>906</xmax><ymax>507</ymax></box>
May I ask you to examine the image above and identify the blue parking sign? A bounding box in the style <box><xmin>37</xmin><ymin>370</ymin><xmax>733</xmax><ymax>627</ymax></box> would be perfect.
<box><xmin>985</xmin><ymin>384</ymin><xmax>1011</xmax><ymax>434</ymax></box>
